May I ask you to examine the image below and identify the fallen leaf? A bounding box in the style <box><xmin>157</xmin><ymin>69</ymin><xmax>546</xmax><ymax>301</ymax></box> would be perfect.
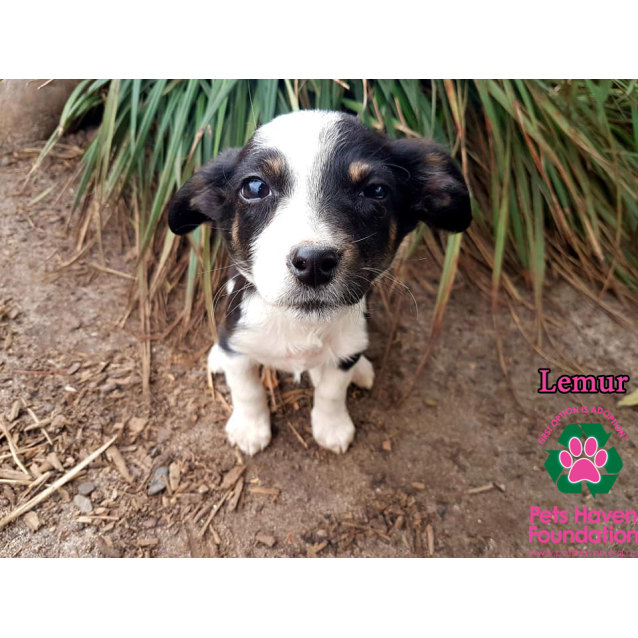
<box><xmin>618</xmin><ymin>388</ymin><xmax>638</xmax><ymax>408</ymax></box>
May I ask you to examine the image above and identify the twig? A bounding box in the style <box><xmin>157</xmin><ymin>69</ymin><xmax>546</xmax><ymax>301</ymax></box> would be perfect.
<box><xmin>87</xmin><ymin>262</ymin><xmax>135</xmax><ymax>280</ymax></box>
<box><xmin>197</xmin><ymin>489</ymin><xmax>232</xmax><ymax>539</ymax></box>
<box><xmin>287</xmin><ymin>421</ymin><xmax>309</xmax><ymax>449</ymax></box>
<box><xmin>467</xmin><ymin>483</ymin><xmax>497</xmax><ymax>495</ymax></box>
<box><xmin>0</xmin><ymin>435</ymin><xmax>117</xmax><ymax>531</ymax></box>
<box><xmin>0</xmin><ymin>418</ymin><xmax>30</xmax><ymax>477</ymax></box>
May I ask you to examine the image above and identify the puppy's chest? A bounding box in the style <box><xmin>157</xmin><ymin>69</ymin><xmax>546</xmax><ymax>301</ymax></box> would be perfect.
<box><xmin>229</xmin><ymin>295</ymin><xmax>368</xmax><ymax>373</ymax></box>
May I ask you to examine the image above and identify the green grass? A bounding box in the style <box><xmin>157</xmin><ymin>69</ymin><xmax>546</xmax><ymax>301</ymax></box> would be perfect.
<box><xmin>37</xmin><ymin>79</ymin><xmax>638</xmax><ymax>381</ymax></box>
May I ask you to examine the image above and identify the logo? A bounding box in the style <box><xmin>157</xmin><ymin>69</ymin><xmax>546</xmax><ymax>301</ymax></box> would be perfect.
<box><xmin>544</xmin><ymin>423</ymin><xmax>622</xmax><ymax>497</ymax></box>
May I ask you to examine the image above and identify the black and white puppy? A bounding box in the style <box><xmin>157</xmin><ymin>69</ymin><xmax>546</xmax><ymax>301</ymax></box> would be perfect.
<box><xmin>169</xmin><ymin>110</ymin><xmax>471</xmax><ymax>455</ymax></box>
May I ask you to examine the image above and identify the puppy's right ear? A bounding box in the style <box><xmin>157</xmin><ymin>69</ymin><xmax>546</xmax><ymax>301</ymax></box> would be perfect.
<box><xmin>168</xmin><ymin>147</ymin><xmax>241</xmax><ymax>235</ymax></box>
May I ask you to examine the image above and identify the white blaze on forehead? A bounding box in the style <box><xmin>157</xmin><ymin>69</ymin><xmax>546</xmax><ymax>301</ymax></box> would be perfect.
<box><xmin>252</xmin><ymin>110</ymin><xmax>342</xmax><ymax>187</ymax></box>
<box><xmin>250</xmin><ymin>111</ymin><xmax>344</xmax><ymax>305</ymax></box>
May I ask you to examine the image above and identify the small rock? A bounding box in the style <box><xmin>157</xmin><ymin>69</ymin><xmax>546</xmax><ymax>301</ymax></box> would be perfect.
<box><xmin>255</xmin><ymin>533</ymin><xmax>276</xmax><ymax>548</ymax></box>
<box><xmin>73</xmin><ymin>494</ymin><xmax>93</xmax><ymax>514</ymax></box>
<box><xmin>24</xmin><ymin>511</ymin><xmax>41</xmax><ymax>532</ymax></box>
<box><xmin>0</xmin><ymin>155</ymin><xmax>9</xmax><ymax>167</ymax></box>
<box><xmin>77</xmin><ymin>481</ymin><xmax>96</xmax><ymax>496</ymax></box>
<box><xmin>7</xmin><ymin>400</ymin><xmax>21</xmax><ymax>422</ymax></box>
<box><xmin>148</xmin><ymin>466</ymin><xmax>169</xmax><ymax>496</ymax></box>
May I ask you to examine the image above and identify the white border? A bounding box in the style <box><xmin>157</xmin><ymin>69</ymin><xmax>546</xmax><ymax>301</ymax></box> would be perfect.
<box><xmin>2</xmin><ymin>1</ymin><xmax>637</xmax><ymax>77</ymax></box>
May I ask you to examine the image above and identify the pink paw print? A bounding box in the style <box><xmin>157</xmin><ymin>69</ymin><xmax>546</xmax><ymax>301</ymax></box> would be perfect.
<box><xmin>559</xmin><ymin>437</ymin><xmax>607</xmax><ymax>484</ymax></box>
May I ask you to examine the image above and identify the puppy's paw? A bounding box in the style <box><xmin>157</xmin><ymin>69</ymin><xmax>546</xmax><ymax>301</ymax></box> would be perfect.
<box><xmin>311</xmin><ymin>408</ymin><xmax>355</xmax><ymax>454</ymax></box>
<box><xmin>225</xmin><ymin>410</ymin><xmax>272</xmax><ymax>455</ymax></box>
<box><xmin>352</xmin><ymin>355</ymin><xmax>374</xmax><ymax>390</ymax></box>
<box><xmin>207</xmin><ymin>343</ymin><xmax>224</xmax><ymax>374</ymax></box>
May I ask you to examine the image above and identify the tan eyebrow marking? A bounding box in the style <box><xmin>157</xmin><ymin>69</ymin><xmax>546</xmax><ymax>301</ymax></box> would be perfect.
<box><xmin>348</xmin><ymin>161</ymin><xmax>372</xmax><ymax>183</ymax></box>
<box><xmin>261</xmin><ymin>156</ymin><xmax>284</xmax><ymax>176</ymax></box>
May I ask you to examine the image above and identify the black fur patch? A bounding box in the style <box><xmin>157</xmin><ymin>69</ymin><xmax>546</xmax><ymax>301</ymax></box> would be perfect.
<box><xmin>217</xmin><ymin>269</ymin><xmax>254</xmax><ymax>355</ymax></box>
<box><xmin>338</xmin><ymin>352</ymin><xmax>361</xmax><ymax>371</ymax></box>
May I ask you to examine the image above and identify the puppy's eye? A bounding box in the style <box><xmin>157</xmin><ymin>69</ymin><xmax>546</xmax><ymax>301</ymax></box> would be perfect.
<box><xmin>361</xmin><ymin>184</ymin><xmax>387</xmax><ymax>200</ymax></box>
<box><xmin>240</xmin><ymin>178</ymin><xmax>270</xmax><ymax>201</ymax></box>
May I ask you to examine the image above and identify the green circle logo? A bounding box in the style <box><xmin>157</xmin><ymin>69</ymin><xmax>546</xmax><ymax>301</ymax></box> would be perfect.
<box><xmin>544</xmin><ymin>423</ymin><xmax>622</xmax><ymax>497</ymax></box>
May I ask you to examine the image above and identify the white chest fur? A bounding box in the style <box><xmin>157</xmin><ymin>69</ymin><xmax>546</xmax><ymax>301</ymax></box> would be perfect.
<box><xmin>227</xmin><ymin>292</ymin><xmax>369</xmax><ymax>374</ymax></box>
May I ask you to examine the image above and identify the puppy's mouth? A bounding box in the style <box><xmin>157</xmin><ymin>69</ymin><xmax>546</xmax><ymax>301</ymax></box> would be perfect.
<box><xmin>279</xmin><ymin>277</ymin><xmax>371</xmax><ymax>314</ymax></box>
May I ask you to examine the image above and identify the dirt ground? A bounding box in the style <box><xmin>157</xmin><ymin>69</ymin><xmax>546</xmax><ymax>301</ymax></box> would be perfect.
<box><xmin>1</xmin><ymin>145</ymin><xmax>637</xmax><ymax>558</ymax></box>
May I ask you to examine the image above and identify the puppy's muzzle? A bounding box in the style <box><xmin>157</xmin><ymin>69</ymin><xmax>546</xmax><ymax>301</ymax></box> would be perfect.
<box><xmin>287</xmin><ymin>245</ymin><xmax>341</xmax><ymax>288</ymax></box>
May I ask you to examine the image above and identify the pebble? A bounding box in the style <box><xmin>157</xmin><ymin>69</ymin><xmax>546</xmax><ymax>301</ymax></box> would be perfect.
<box><xmin>73</xmin><ymin>494</ymin><xmax>93</xmax><ymax>514</ymax></box>
<box><xmin>148</xmin><ymin>466</ymin><xmax>169</xmax><ymax>496</ymax></box>
<box><xmin>24</xmin><ymin>511</ymin><xmax>41</xmax><ymax>532</ymax></box>
<box><xmin>255</xmin><ymin>533</ymin><xmax>277</xmax><ymax>548</ymax></box>
<box><xmin>77</xmin><ymin>481</ymin><xmax>96</xmax><ymax>496</ymax></box>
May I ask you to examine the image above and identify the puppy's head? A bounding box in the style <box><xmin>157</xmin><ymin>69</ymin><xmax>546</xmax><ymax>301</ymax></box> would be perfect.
<box><xmin>169</xmin><ymin>110</ymin><xmax>471</xmax><ymax>314</ymax></box>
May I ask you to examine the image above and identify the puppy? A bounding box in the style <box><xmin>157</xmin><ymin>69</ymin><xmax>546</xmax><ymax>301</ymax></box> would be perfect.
<box><xmin>168</xmin><ymin>110</ymin><xmax>471</xmax><ymax>455</ymax></box>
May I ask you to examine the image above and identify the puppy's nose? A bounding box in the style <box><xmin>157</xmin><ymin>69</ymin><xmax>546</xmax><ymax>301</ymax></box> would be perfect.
<box><xmin>288</xmin><ymin>246</ymin><xmax>340</xmax><ymax>288</ymax></box>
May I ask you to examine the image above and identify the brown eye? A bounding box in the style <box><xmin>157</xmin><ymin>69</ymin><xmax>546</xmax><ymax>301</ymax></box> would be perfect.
<box><xmin>361</xmin><ymin>184</ymin><xmax>387</xmax><ymax>200</ymax></box>
<box><xmin>240</xmin><ymin>178</ymin><xmax>270</xmax><ymax>201</ymax></box>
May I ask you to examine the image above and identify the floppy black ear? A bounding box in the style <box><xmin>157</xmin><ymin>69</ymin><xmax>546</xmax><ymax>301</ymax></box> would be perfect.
<box><xmin>390</xmin><ymin>139</ymin><xmax>472</xmax><ymax>233</ymax></box>
<box><xmin>168</xmin><ymin>147</ymin><xmax>241</xmax><ymax>235</ymax></box>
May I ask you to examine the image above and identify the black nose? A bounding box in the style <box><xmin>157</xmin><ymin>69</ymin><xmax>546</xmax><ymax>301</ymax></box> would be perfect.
<box><xmin>288</xmin><ymin>246</ymin><xmax>340</xmax><ymax>288</ymax></box>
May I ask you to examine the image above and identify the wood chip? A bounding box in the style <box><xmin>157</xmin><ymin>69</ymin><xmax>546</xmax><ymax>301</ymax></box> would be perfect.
<box><xmin>6</xmin><ymin>400</ymin><xmax>21</xmax><ymax>422</ymax></box>
<box><xmin>0</xmin><ymin>468</ymin><xmax>31</xmax><ymax>481</ymax></box>
<box><xmin>467</xmin><ymin>483</ymin><xmax>496</xmax><ymax>495</ymax></box>
<box><xmin>411</xmin><ymin>482</ymin><xmax>426</xmax><ymax>490</ymax></box>
<box><xmin>46</xmin><ymin>452</ymin><xmax>64</xmax><ymax>472</ymax></box>
<box><xmin>136</xmin><ymin>538</ymin><xmax>158</xmax><ymax>548</ymax></box>
<box><xmin>494</xmin><ymin>482</ymin><xmax>506</xmax><ymax>493</ymax></box>
<box><xmin>127</xmin><ymin>417</ymin><xmax>147</xmax><ymax>440</ymax></box>
<box><xmin>221</xmin><ymin>465</ymin><xmax>246</xmax><ymax>489</ymax></box>
<box><xmin>169</xmin><ymin>462</ymin><xmax>181</xmax><ymax>492</ymax></box>
<box><xmin>105</xmin><ymin>446</ymin><xmax>133</xmax><ymax>484</ymax></box>
<box><xmin>426</xmin><ymin>524</ymin><xmax>434</xmax><ymax>556</ymax></box>
<box><xmin>382</xmin><ymin>440</ymin><xmax>392</xmax><ymax>452</ymax></box>
<box><xmin>307</xmin><ymin>540</ymin><xmax>328</xmax><ymax>556</ymax></box>
<box><xmin>255</xmin><ymin>533</ymin><xmax>276</xmax><ymax>548</ymax></box>
<box><xmin>210</xmin><ymin>527</ymin><xmax>221</xmax><ymax>545</ymax></box>
<box><xmin>227</xmin><ymin>477</ymin><xmax>244</xmax><ymax>512</ymax></box>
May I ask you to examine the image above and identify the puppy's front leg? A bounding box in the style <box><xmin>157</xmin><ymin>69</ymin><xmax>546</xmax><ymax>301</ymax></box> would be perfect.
<box><xmin>209</xmin><ymin>345</ymin><xmax>271</xmax><ymax>455</ymax></box>
<box><xmin>310</xmin><ymin>365</ymin><xmax>356</xmax><ymax>454</ymax></box>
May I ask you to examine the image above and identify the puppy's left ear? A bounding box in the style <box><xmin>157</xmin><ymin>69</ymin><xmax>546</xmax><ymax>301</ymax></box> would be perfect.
<box><xmin>390</xmin><ymin>139</ymin><xmax>472</xmax><ymax>233</ymax></box>
<box><xmin>168</xmin><ymin>147</ymin><xmax>241</xmax><ymax>235</ymax></box>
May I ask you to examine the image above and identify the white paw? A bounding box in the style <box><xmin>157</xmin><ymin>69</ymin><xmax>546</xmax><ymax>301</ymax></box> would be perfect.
<box><xmin>208</xmin><ymin>343</ymin><xmax>224</xmax><ymax>374</ymax></box>
<box><xmin>225</xmin><ymin>410</ymin><xmax>272</xmax><ymax>455</ymax></box>
<box><xmin>352</xmin><ymin>355</ymin><xmax>374</xmax><ymax>390</ymax></box>
<box><xmin>311</xmin><ymin>408</ymin><xmax>355</xmax><ymax>454</ymax></box>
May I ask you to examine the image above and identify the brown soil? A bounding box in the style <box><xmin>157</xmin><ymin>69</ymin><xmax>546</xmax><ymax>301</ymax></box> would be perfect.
<box><xmin>1</xmin><ymin>145</ymin><xmax>637</xmax><ymax>558</ymax></box>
